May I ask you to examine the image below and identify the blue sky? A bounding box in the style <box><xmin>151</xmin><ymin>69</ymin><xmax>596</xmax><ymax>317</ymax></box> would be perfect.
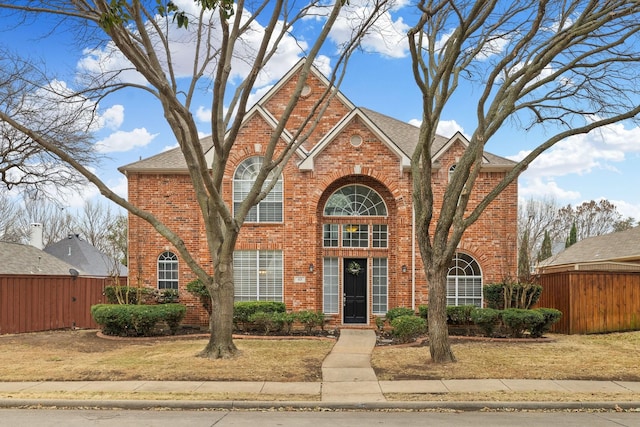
<box><xmin>1</xmin><ymin>1</ymin><xmax>640</xmax><ymax>220</ymax></box>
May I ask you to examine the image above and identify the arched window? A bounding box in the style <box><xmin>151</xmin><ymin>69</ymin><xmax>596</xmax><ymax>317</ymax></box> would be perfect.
<box><xmin>324</xmin><ymin>185</ymin><xmax>387</xmax><ymax>216</ymax></box>
<box><xmin>448</xmin><ymin>164</ymin><xmax>456</xmax><ymax>182</ymax></box>
<box><xmin>446</xmin><ymin>252</ymin><xmax>482</xmax><ymax>306</ymax></box>
<box><xmin>233</xmin><ymin>156</ymin><xmax>283</xmax><ymax>222</ymax></box>
<box><xmin>158</xmin><ymin>251</ymin><xmax>178</xmax><ymax>290</ymax></box>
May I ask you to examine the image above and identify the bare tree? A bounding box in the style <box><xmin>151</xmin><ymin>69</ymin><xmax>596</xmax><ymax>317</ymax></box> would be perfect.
<box><xmin>0</xmin><ymin>0</ymin><xmax>391</xmax><ymax>358</ymax></box>
<box><xmin>518</xmin><ymin>196</ymin><xmax>561</xmax><ymax>268</ymax></box>
<box><xmin>0</xmin><ymin>189</ymin><xmax>21</xmax><ymax>242</ymax></box>
<box><xmin>0</xmin><ymin>49</ymin><xmax>96</xmax><ymax>199</ymax></box>
<box><xmin>408</xmin><ymin>0</ymin><xmax>640</xmax><ymax>362</ymax></box>
<box><xmin>17</xmin><ymin>197</ymin><xmax>75</xmax><ymax>246</ymax></box>
<box><xmin>556</xmin><ymin>200</ymin><xmax>625</xmax><ymax>242</ymax></box>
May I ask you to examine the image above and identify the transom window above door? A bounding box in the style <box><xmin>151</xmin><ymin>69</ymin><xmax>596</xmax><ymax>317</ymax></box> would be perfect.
<box><xmin>324</xmin><ymin>185</ymin><xmax>387</xmax><ymax>216</ymax></box>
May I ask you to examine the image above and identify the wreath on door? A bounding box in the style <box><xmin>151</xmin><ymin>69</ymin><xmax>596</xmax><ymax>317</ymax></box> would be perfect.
<box><xmin>347</xmin><ymin>261</ymin><xmax>361</xmax><ymax>276</ymax></box>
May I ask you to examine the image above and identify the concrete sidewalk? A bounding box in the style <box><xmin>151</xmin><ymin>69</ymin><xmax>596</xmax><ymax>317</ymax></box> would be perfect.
<box><xmin>0</xmin><ymin>329</ymin><xmax>639</xmax><ymax>410</ymax></box>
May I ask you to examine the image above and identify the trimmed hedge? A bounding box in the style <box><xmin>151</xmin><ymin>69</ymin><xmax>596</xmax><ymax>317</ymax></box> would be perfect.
<box><xmin>470</xmin><ymin>307</ymin><xmax>501</xmax><ymax>337</ymax></box>
<box><xmin>529</xmin><ymin>307</ymin><xmax>562</xmax><ymax>338</ymax></box>
<box><xmin>234</xmin><ymin>301</ymin><xmax>286</xmax><ymax>329</ymax></box>
<box><xmin>501</xmin><ymin>308</ymin><xmax>544</xmax><ymax>338</ymax></box>
<box><xmin>385</xmin><ymin>307</ymin><xmax>416</xmax><ymax>322</ymax></box>
<box><xmin>91</xmin><ymin>303</ymin><xmax>186</xmax><ymax>337</ymax></box>
<box><xmin>390</xmin><ymin>315</ymin><xmax>426</xmax><ymax>343</ymax></box>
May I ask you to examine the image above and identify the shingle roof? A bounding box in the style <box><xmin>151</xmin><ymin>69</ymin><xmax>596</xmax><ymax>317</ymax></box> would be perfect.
<box><xmin>540</xmin><ymin>226</ymin><xmax>640</xmax><ymax>267</ymax></box>
<box><xmin>44</xmin><ymin>235</ymin><xmax>128</xmax><ymax>278</ymax></box>
<box><xmin>120</xmin><ymin>106</ymin><xmax>516</xmax><ymax>172</ymax></box>
<box><xmin>119</xmin><ymin>136</ymin><xmax>213</xmax><ymax>173</ymax></box>
<box><xmin>0</xmin><ymin>242</ymin><xmax>81</xmax><ymax>275</ymax></box>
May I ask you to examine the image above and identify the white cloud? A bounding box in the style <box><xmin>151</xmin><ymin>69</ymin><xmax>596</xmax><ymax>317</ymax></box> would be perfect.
<box><xmin>94</xmin><ymin>128</ymin><xmax>158</xmax><ymax>153</ymax></box>
<box><xmin>98</xmin><ymin>104</ymin><xmax>125</xmax><ymax>130</ymax></box>
<box><xmin>508</xmin><ymin>121</ymin><xmax>640</xmax><ymax>180</ymax></box>
<box><xmin>610</xmin><ymin>199</ymin><xmax>640</xmax><ymax>221</ymax></box>
<box><xmin>314</xmin><ymin>0</ymin><xmax>410</xmax><ymax>58</ymax></box>
<box><xmin>195</xmin><ymin>106</ymin><xmax>211</xmax><ymax>123</ymax></box>
<box><xmin>518</xmin><ymin>177</ymin><xmax>581</xmax><ymax>200</ymax></box>
<box><xmin>408</xmin><ymin>118</ymin><xmax>467</xmax><ymax>139</ymax></box>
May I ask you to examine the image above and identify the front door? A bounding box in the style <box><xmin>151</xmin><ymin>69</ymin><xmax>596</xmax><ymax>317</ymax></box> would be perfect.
<box><xmin>343</xmin><ymin>258</ymin><xmax>367</xmax><ymax>324</ymax></box>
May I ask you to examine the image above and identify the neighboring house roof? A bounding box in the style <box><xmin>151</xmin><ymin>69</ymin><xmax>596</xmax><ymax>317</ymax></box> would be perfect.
<box><xmin>119</xmin><ymin>63</ymin><xmax>517</xmax><ymax>174</ymax></box>
<box><xmin>537</xmin><ymin>226</ymin><xmax>640</xmax><ymax>273</ymax></box>
<box><xmin>0</xmin><ymin>241</ymin><xmax>81</xmax><ymax>276</ymax></box>
<box><xmin>44</xmin><ymin>234</ymin><xmax>128</xmax><ymax>278</ymax></box>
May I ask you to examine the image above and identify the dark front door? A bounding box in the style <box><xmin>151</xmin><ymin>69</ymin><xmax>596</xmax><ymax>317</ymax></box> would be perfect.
<box><xmin>343</xmin><ymin>258</ymin><xmax>367</xmax><ymax>324</ymax></box>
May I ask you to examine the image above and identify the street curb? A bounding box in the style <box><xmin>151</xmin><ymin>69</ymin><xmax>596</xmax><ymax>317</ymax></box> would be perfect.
<box><xmin>0</xmin><ymin>399</ymin><xmax>639</xmax><ymax>412</ymax></box>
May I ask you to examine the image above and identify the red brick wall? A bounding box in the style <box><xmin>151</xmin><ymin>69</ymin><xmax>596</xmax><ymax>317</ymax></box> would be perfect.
<box><xmin>125</xmin><ymin>70</ymin><xmax>517</xmax><ymax>327</ymax></box>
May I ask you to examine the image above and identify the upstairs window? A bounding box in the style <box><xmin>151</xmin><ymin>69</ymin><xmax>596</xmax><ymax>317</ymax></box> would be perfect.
<box><xmin>324</xmin><ymin>185</ymin><xmax>387</xmax><ymax>217</ymax></box>
<box><xmin>233</xmin><ymin>156</ymin><xmax>283</xmax><ymax>222</ymax></box>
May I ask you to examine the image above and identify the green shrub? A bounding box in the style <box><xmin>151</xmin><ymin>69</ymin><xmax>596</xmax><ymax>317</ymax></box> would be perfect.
<box><xmin>417</xmin><ymin>305</ymin><xmax>428</xmax><ymax>320</ymax></box>
<box><xmin>446</xmin><ymin>305</ymin><xmax>475</xmax><ymax>325</ymax></box>
<box><xmin>385</xmin><ymin>307</ymin><xmax>416</xmax><ymax>322</ymax></box>
<box><xmin>296</xmin><ymin>310</ymin><xmax>325</xmax><ymax>334</ymax></box>
<box><xmin>91</xmin><ymin>303</ymin><xmax>186</xmax><ymax>336</ymax></box>
<box><xmin>249</xmin><ymin>311</ymin><xmax>277</xmax><ymax>335</ymax></box>
<box><xmin>375</xmin><ymin>316</ymin><xmax>385</xmax><ymax>331</ymax></box>
<box><xmin>390</xmin><ymin>315</ymin><xmax>426</xmax><ymax>343</ymax></box>
<box><xmin>470</xmin><ymin>308</ymin><xmax>502</xmax><ymax>337</ymax></box>
<box><xmin>234</xmin><ymin>301</ymin><xmax>286</xmax><ymax>330</ymax></box>
<box><xmin>272</xmin><ymin>312</ymin><xmax>297</xmax><ymax>335</ymax></box>
<box><xmin>483</xmin><ymin>284</ymin><xmax>504</xmax><ymax>309</ymax></box>
<box><xmin>484</xmin><ymin>282</ymin><xmax>543</xmax><ymax>309</ymax></box>
<box><xmin>501</xmin><ymin>308</ymin><xmax>544</xmax><ymax>338</ymax></box>
<box><xmin>186</xmin><ymin>279</ymin><xmax>212</xmax><ymax>314</ymax></box>
<box><xmin>157</xmin><ymin>289</ymin><xmax>180</xmax><ymax>304</ymax></box>
<box><xmin>529</xmin><ymin>308</ymin><xmax>562</xmax><ymax>338</ymax></box>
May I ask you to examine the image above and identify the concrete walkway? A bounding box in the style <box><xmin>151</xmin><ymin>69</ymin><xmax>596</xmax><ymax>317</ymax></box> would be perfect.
<box><xmin>0</xmin><ymin>329</ymin><xmax>639</xmax><ymax>410</ymax></box>
<box><xmin>321</xmin><ymin>329</ymin><xmax>384</xmax><ymax>402</ymax></box>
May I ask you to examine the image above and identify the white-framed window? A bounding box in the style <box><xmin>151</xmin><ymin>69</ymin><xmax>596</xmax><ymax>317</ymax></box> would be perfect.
<box><xmin>372</xmin><ymin>224</ymin><xmax>388</xmax><ymax>248</ymax></box>
<box><xmin>342</xmin><ymin>224</ymin><xmax>369</xmax><ymax>247</ymax></box>
<box><xmin>448</xmin><ymin>164</ymin><xmax>456</xmax><ymax>182</ymax></box>
<box><xmin>158</xmin><ymin>251</ymin><xmax>178</xmax><ymax>290</ymax></box>
<box><xmin>446</xmin><ymin>252</ymin><xmax>483</xmax><ymax>307</ymax></box>
<box><xmin>323</xmin><ymin>224</ymin><xmax>339</xmax><ymax>247</ymax></box>
<box><xmin>234</xmin><ymin>250</ymin><xmax>283</xmax><ymax>301</ymax></box>
<box><xmin>324</xmin><ymin>184</ymin><xmax>387</xmax><ymax>216</ymax></box>
<box><xmin>372</xmin><ymin>258</ymin><xmax>388</xmax><ymax>314</ymax></box>
<box><xmin>233</xmin><ymin>156</ymin><xmax>283</xmax><ymax>222</ymax></box>
<box><xmin>323</xmin><ymin>257</ymin><xmax>339</xmax><ymax>314</ymax></box>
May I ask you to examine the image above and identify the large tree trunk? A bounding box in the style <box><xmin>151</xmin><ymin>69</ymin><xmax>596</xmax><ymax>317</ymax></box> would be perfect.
<box><xmin>426</xmin><ymin>263</ymin><xmax>456</xmax><ymax>363</ymax></box>
<box><xmin>198</xmin><ymin>261</ymin><xmax>237</xmax><ymax>359</ymax></box>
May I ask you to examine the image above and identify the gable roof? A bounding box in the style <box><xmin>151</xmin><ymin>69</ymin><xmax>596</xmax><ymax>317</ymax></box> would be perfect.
<box><xmin>0</xmin><ymin>241</ymin><xmax>81</xmax><ymax>276</ymax></box>
<box><xmin>119</xmin><ymin>63</ymin><xmax>517</xmax><ymax>174</ymax></box>
<box><xmin>44</xmin><ymin>234</ymin><xmax>128</xmax><ymax>278</ymax></box>
<box><xmin>538</xmin><ymin>226</ymin><xmax>640</xmax><ymax>273</ymax></box>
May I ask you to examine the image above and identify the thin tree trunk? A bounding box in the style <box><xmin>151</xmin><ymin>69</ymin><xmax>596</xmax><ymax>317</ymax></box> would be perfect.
<box><xmin>198</xmin><ymin>263</ymin><xmax>237</xmax><ymax>359</ymax></box>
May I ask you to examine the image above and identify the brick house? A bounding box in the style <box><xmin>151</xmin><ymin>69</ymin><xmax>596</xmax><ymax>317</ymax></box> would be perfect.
<box><xmin>120</xmin><ymin>61</ymin><xmax>518</xmax><ymax>327</ymax></box>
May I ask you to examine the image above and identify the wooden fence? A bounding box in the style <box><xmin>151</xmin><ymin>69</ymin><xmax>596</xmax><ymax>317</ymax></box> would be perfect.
<box><xmin>0</xmin><ymin>275</ymin><xmax>118</xmax><ymax>335</ymax></box>
<box><xmin>536</xmin><ymin>271</ymin><xmax>640</xmax><ymax>334</ymax></box>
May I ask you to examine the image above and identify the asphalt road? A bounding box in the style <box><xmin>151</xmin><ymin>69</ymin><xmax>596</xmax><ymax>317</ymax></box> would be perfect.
<box><xmin>1</xmin><ymin>408</ymin><xmax>639</xmax><ymax>426</ymax></box>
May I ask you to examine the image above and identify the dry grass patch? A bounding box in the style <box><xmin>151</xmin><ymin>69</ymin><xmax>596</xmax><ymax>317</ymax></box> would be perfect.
<box><xmin>372</xmin><ymin>332</ymin><xmax>640</xmax><ymax>381</ymax></box>
<box><xmin>0</xmin><ymin>330</ymin><xmax>334</xmax><ymax>382</ymax></box>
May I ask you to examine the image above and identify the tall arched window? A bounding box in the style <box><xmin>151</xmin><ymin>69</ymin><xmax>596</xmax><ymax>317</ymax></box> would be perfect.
<box><xmin>158</xmin><ymin>251</ymin><xmax>178</xmax><ymax>290</ymax></box>
<box><xmin>324</xmin><ymin>184</ymin><xmax>387</xmax><ymax>216</ymax></box>
<box><xmin>233</xmin><ymin>156</ymin><xmax>283</xmax><ymax>222</ymax></box>
<box><xmin>446</xmin><ymin>252</ymin><xmax>482</xmax><ymax>306</ymax></box>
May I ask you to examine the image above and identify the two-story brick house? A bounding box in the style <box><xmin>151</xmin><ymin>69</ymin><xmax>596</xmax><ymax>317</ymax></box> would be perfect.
<box><xmin>120</xmin><ymin>61</ymin><xmax>518</xmax><ymax>327</ymax></box>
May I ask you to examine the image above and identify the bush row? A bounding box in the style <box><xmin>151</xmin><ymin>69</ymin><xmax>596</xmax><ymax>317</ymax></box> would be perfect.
<box><xmin>384</xmin><ymin>305</ymin><xmax>562</xmax><ymax>340</ymax></box>
<box><xmin>91</xmin><ymin>303</ymin><xmax>186</xmax><ymax>337</ymax></box>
